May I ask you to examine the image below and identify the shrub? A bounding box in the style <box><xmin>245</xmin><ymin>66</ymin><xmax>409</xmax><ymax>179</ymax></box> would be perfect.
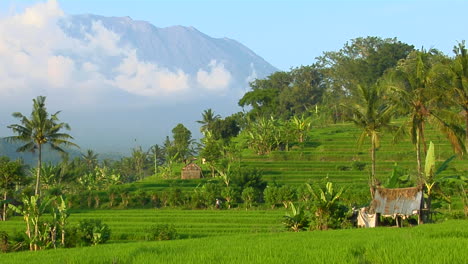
<box><xmin>144</xmin><ymin>224</ymin><xmax>179</xmax><ymax>241</ymax></box>
<box><xmin>0</xmin><ymin>231</ymin><xmax>8</xmax><ymax>252</ymax></box>
<box><xmin>77</xmin><ymin>219</ymin><xmax>111</xmax><ymax>246</ymax></box>
<box><xmin>336</xmin><ymin>165</ymin><xmax>351</xmax><ymax>171</ymax></box>
<box><xmin>241</xmin><ymin>187</ymin><xmax>257</xmax><ymax>209</ymax></box>
<box><xmin>264</xmin><ymin>186</ymin><xmax>281</xmax><ymax>208</ymax></box>
<box><xmin>352</xmin><ymin>161</ymin><xmax>366</xmax><ymax>171</ymax></box>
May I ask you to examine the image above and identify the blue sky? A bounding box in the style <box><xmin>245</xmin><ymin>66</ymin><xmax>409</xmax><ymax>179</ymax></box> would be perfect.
<box><xmin>2</xmin><ymin>0</ymin><xmax>467</xmax><ymax>71</ymax></box>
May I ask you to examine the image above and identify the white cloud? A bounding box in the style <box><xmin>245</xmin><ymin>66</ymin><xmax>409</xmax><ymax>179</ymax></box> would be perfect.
<box><xmin>47</xmin><ymin>55</ymin><xmax>75</xmax><ymax>88</ymax></box>
<box><xmin>196</xmin><ymin>60</ymin><xmax>232</xmax><ymax>93</ymax></box>
<box><xmin>112</xmin><ymin>50</ymin><xmax>189</xmax><ymax>96</ymax></box>
<box><xmin>0</xmin><ymin>0</ymin><xmax>235</xmax><ymax>111</ymax></box>
<box><xmin>14</xmin><ymin>0</ymin><xmax>63</xmax><ymax>28</ymax></box>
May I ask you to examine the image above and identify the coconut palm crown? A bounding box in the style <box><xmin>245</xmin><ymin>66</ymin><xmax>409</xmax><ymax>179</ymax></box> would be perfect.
<box><xmin>6</xmin><ymin>96</ymin><xmax>78</xmax><ymax>195</ymax></box>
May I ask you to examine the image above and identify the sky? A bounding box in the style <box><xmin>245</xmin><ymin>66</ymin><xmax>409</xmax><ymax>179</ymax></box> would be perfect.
<box><xmin>2</xmin><ymin>0</ymin><xmax>467</xmax><ymax>71</ymax></box>
<box><xmin>0</xmin><ymin>0</ymin><xmax>467</xmax><ymax>154</ymax></box>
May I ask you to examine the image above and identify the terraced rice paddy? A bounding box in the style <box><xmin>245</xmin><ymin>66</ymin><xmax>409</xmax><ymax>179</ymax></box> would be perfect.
<box><xmin>241</xmin><ymin>122</ymin><xmax>467</xmax><ymax>186</ymax></box>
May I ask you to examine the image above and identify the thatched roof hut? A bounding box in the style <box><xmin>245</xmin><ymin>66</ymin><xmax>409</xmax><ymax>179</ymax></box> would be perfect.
<box><xmin>181</xmin><ymin>163</ymin><xmax>202</xmax><ymax>179</ymax></box>
<box><xmin>358</xmin><ymin>186</ymin><xmax>423</xmax><ymax>228</ymax></box>
<box><xmin>371</xmin><ymin>187</ymin><xmax>423</xmax><ymax>216</ymax></box>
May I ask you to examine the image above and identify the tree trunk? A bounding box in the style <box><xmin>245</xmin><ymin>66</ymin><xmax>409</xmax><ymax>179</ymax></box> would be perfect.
<box><xmin>416</xmin><ymin>130</ymin><xmax>423</xmax><ymax>182</ymax></box>
<box><xmin>109</xmin><ymin>193</ymin><xmax>115</xmax><ymax>207</ymax></box>
<box><xmin>369</xmin><ymin>134</ymin><xmax>377</xmax><ymax>198</ymax></box>
<box><xmin>35</xmin><ymin>144</ymin><xmax>42</xmax><ymax>196</ymax></box>
<box><xmin>2</xmin><ymin>192</ymin><xmax>7</xmax><ymax>221</ymax></box>
<box><xmin>371</xmin><ymin>135</ymin><xmax>376</xmax><ymax>184</ymax></box>
<box><xmin>465</xmin><ymin>109</ymin><xmax>468</xmax><ymax>153</ymax></box>
<box><xmin>61</xmin><ymin>228</ymin><xmax>65</xmax><ymax>247</ymax></box>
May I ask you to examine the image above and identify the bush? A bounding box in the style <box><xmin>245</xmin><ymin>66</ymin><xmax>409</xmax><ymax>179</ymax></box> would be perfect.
<box><xmin>241</xmin><ymin>187</ymin><xmax>257</xmax><ymax>209</ymax></box>
<box><xmin>352</xmin><ymin>161</ymin><xmax>366</xmax><ymax>171</ymax></box>
<box><xmin>0</xmin><ymin>231</ymin><xmax>8</xmax><ymax>252</ymax></box>
<box><xmin>336</xmin><ymin>165</ymin><xmax>351</xmax><ymax>171</ymax></box>
<box><xmin>264</xmin><ymin>186</ymin><xmax>281</xmax><ymax>208</ymax></box>
<box><xmin>144</xmin><ymin>224</ymin><xmax>179</xmax><ymax>241</ymax></box>
<box><xmin>77</xmin><ymin>219</ymin><xmax>111</xmax><ymax>246</ymax></box>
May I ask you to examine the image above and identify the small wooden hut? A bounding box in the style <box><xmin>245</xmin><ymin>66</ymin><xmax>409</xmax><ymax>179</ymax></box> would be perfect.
<box><xmin>358</xmin><ymin>186</ymin><xmax>423</xmax><ymax>227</ymax></box>
<box><xmin>181</xmin><ymin>162</ymin><xmax>202</xmax><ymax>179</ymax></box>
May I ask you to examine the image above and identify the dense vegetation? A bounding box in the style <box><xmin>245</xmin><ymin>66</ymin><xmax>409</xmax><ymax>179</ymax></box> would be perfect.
<box><xmin>1</xmin><ymin>36</ymin><xmax>467</xmax><ymax>261</ymax></box>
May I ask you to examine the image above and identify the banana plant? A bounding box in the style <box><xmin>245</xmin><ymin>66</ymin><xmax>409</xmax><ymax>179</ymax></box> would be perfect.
<box><xmin>282</xmin><ymin>202</ymin><xmax>309</xmax><ymax>232</ymax></box>
<box><xmin>306</xmin><ymin>180</ymin><xmax>344</xmax><ymax>230</ymax></box>
<box><xmin>423</xmin><ymin>141</ymin><xmax>459</xmax><ymax>219</ymax></box>
<box><xmin>9</xmin><ymin>195</ymin><xmax>54</xmax><ymax>251</ymax></box>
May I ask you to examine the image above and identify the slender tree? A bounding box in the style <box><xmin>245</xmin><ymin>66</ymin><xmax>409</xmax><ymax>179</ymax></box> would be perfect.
<box><xmin>389</xmin><ymin>49</ymin><xmax>465</xmax><ymax>180</ymax></box>
<box><xmin>450</xmin><ymin>41</ymin><xmax>468</xmax><ymax>153</ymax></box>
<box><xmin>342</xmin><ymin>84</ymin><xmax>396</xmax><ymax>193</ymax></box>
<box><xmin>7</xmin><ymin>96</ymin><xmax>78</xmax><ymax>195</ymax></box>
<box><xmin>82</xmin><ymin>149</ymin><xmax>99</xmax><ymax>172</ymax></box>
<box><xmin>197</xmin><ymin>109</ymin><xmax>221</xmax><ymax>134</ymax></box>
<box><xmin>0</xmin><ymin>157</ymin><xmax>26</xmax><ymax>221</ymax></box>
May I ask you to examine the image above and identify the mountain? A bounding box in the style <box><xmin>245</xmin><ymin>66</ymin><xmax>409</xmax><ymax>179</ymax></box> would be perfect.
<box><xmin>62</xmin><ymin>14</ymin><xmax>276</xmax><ymax>81</ymax></box>
<box><xmin>0</xmin><ymin>11</ymin><xmax>278</xmax><ymax>155</ymax></box>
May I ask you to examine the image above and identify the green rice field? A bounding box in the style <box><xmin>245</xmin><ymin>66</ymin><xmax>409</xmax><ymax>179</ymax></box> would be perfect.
<box><xmin>2</xmin><ymin>209</ymin><xmax>467</xmax><ymax>264</ymax></box>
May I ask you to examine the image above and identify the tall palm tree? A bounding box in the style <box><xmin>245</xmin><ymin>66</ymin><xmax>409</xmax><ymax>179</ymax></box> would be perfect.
<box><xmin>342</xmin><ymin>84</ymin><xmax>396</xmax><ymax>192</ymax></box>
<box><xmin>390</xmin><ymin>49</ymin><xmax>465</xmax><ymax>180</ymax></box>
<box><xmin>450</xmin><ymin>41</ymin><xmax>468</xmax><ymax>153</ymax></box>
<box><xmin>7</xmin><ymin>96</ymin><xmax>78</xmax><ymax>195</ymax></box>
<box><xmin>197</xmin><ymin>109</ymin><xmax>221</xmax><ymax>134</ymax></box>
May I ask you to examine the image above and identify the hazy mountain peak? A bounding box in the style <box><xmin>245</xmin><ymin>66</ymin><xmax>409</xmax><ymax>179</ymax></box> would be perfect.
<box><xmin>0</xmin><ymin>1</ymin><xmax>277</xmax><ymax>153</ymax></box>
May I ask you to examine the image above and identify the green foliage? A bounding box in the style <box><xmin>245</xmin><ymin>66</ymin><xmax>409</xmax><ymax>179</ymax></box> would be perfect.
<box><xmin>0</xmin><ymin>230</ymin><xmax>8</xmax><ymax>252</ymax></box>
<box><xmin>278</xmin><ymin>185</ymin><xmax>296</xmax><ymax>208</ymax></box>
<box><xmin>6</xmin><ymin>96</ymin><xmax>78</xmax><ymax>195</ymax></box>
<box><xmin>263</xmin><ymin>185</ymin><xmax>281</xmax><ymax>208</ymax></box>
<box><xmin>221</xmin><ymin>186</ymin><xmax>239</xmax><ymax>209</ymax></box>
<box><xmin>385</xmin><ymin>164</ymin><xmax>411</xmax><ymax>188</ymax></box>
<box><xmin>144</xmin><ymin>224</ymin><xmax>179</xmax><ymax>241</ymax></box>
<box><xmin>172</xmin><ymin>123</ymin><xmax>193</xmax><ymax>162</ymax></box>
<box><xmin>8</xmin><ymin>195</ymin><xmax>55</xmax><ymax>250</ymax></box>
<box><xmin>0</xmin><ymin>156</ymin><xmax>27</xmax><ymax>221</ymax></box>
<box><xmin>239</xmin><ymin>66</ymin><xmax>326</xmax><ymax>119</ymax></box>
<box><xmin>307</xmin><ymin>180</ymin><xmax>346</xmax><ymax>230</ymax></box>
<box><xmin>77</xmin><ymin>219</ymin><xmax>111</xmax><ymax>246</ymax></box>
<box><xmin>282</xmin><ymin>202</ymin><xmax>309</xmax><ymax>232</ymax></box>
<box><xmin>241</xmin><ymin>187</ymin><xmax>256</xmax><ymax>209</ymax></box>
<box><xmin>230</xmin><ymin>167</ymin><xmax>266</xmax><ymax>192</ymax></box>
<box><xmin>351</xmin><ymin>161</ymin><xmax>366</xmax><ymax>171</ymax></box>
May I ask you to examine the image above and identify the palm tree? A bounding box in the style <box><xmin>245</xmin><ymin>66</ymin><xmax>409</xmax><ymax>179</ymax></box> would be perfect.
<box><xmin>197</xmin><ymin>109</ymin><xmax>221</xmax><ymax>134</ymax></box>
<box><xmin>82</xmin><ymin>149</ymin><xmax>99</xmax><ymax>172</ymax></box>
<box><xmin>7</xmin><ymin>96</ymin><xmax>78</xmax><ymax>195</ymax></box>
<box><xmin>342</xmin><ymin>84</ymin><xmax>396</xmax><ymax>192</ymax></box>
<box><xmin>450</xmin><ymin>41</ymin><xmax>468</xmax><ymax>153</ymax></box>
<box><xmin>390</xmin><ymin>49</ymin><xmax>465</xmax><ymax>180</ymax></box>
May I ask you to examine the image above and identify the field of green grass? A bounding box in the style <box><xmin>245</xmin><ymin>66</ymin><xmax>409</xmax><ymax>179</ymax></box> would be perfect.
<box><xmin>1</xmin><ymin>209</ymin><xmax>285</xmax><ymax>241</ymax></box>
<box><xmin>3</xmin><ymin>216</ymin><xmax>467</xmax><ymax>264</ymax></box>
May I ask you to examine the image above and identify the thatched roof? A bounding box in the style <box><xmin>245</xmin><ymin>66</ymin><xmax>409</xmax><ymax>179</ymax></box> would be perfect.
<box><xmin>182</xmin><ymin>163</ymin><xmax>201</xmax><ymax>171</ymax></box>
<box><xmin>371</xmin><ymin>187</ymin><xmax>423</xmax><ymax>216</ymax></box>
<box><xmin>181</xmin><ymin>162</ymin><xmax>202</xmax><ymax>179</ymax></box>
